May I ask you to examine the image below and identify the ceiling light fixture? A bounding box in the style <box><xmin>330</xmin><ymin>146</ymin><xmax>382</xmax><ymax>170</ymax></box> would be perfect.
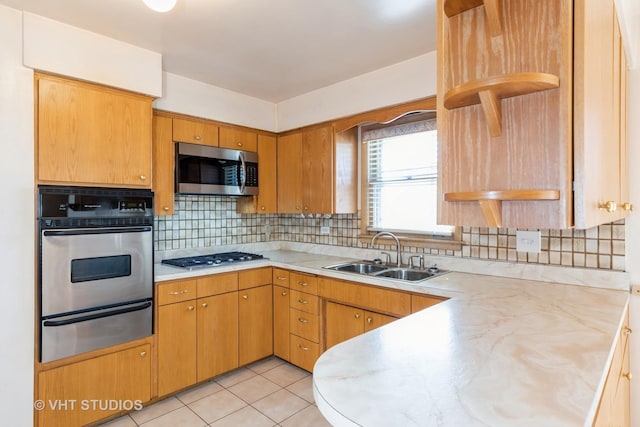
<box><xmin>143</xmin><ymin>0</ymin><xmax>177</xmax><ymax>13</ymax></box>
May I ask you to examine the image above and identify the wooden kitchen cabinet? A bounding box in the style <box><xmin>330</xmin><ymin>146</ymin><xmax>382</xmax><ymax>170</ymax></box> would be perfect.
<box><xmin>238</xmin><ymin>284</ymin><xmax>273</xmax><ymax>366</ymax></box>
<box><xmin>237</xmin><ymin>134</ymin><xmax>278</xmax><ymax>214</ymax></box>
<box><xmin>37</xmin><ymin>344</ymin><xmax>151</xmax><ymax>427</ymax></box>
<box><xmin>36</xmin><ymin>73</ymin><xmax>153</xmax><ymax>188</ymax></box>
<box><xmin>172</xmin><ymin>116</ymin><xmax>218</xmax><ymax>146</ymax></box>
<box><xmin>219</xmin><ymin>126</ymin><xmax>258</xmax><ymax>151</ymax></box>
<box><xmin>437</xmin><ymin>0</ymin><xmax>630</xmax><ymax>229</ymax></box>
<box><xmin>196</xmin><ymin>292</ymin><xmax>238</xmax><ymax>381</ymax></box>
<box><xmin>412</xmin><ymin>293</ymin><xmax>447</xmax><ymax>313</ymax></box>
<box><xmin>274</xmin><ymin>285</ymin><xmax>290</xmax><ymax>360</ymax></box>
<box><xmin>324</xmin><ymin>301</ymin><xmax>397</xmax><ymax>350</ymax></box>
<box><xmin>277</xmin><ymin>124</ymin><xmax>357</xmax><ymax>214</ymax></box>
<box><xmin>318</xmin><ymin>277</ymin><xmax>411</xmax><ymax>317</ymax></box>
<box><xmin>152</xmin><ymin>114</ymin><xmax>175</xmax><ymax>215</ymax></box>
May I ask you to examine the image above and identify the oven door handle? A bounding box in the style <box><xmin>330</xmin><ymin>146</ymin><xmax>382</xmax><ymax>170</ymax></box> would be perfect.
<box><xmin>43</xmin><ymin>226</ymin><xmax>152</xmax><ymax>237</ymax></box>
<box><xmin>42</xmin><ymin>301</ymin><xmax>152</xmax><ymax>327</ymax></box>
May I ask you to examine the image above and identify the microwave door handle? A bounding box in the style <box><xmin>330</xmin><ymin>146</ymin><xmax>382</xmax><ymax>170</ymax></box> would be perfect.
<box><xmin>238</xmin><ymin>152</ymin><xmax>247</xmax><ymax>194</ymax></box>
<box><xmin>42</xmin><ymin>301</ymin><xmax>152</xmax><ymax>327</ymax></box>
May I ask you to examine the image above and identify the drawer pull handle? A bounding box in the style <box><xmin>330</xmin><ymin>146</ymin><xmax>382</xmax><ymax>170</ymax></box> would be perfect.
<box><xmin>187</xmin><ymin>305</ymin><xmax>195</xmax><ymax>311</ymax></box>
<box><xmin>298</xmin><ymin>344</ymin><xmax>310</xmax><ymax>351</ymax></box>
<box><xmin>140</xmin><ymin>351</ymin><xmax>147</xmax><ymax>357</ymax></box>
<box><xmin>276</xmin><ymin>276</ymin><xmax>287</xmax><ymax>281</ymax></box>
<box><xmin>624</xmin><ymin>326</ymin><xmax>633</xmax><ymax>335</ymax></box>
<box><xmin>623</xmin><ymin>372</ymin><xmax>633</xmax><ymax>381</ymax></box>
<box><xmin>168</xmin><ymin>290</ymin><xmax>189</xmax><ymax>295</ymax></box>
<box><xmin>297</xmin><ymin>317</ymin><xmax>309</xmax><ymax>324</ymax></box>
<box><xmin>163</xmin><ymin>206</ymin><xmax>170</xmax><ymax>211</ymax></box>
<box><xmin>297</xmin><ymin>299</ymin><xmax>308</xmax><ymax>304</ymax></box>
<box><xmin>297</xmin><ymin>281</ymin><xmax>309</xmax><ymax>287</ymax></box>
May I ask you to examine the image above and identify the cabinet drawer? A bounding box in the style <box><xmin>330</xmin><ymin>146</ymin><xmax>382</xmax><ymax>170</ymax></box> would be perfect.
<box><xmin>290</xmin><ymin>272</ymin><xmax>318</xmax><ymax>294</ymax></box>
<box><xmin>289</xmin><ymin>289</ymin><xmax>320</xmax><ymax>315</ymax></box>
<box><xmin>290</xmin><ymin>334</ymin><xmax>320</xmax><ymax>373</ymax></box>
<box><xmin>318</xmin><ymin>277</ymin><xmax>411</xmax><ymax>317</ymax></box>
<box><xmin>197</xmin><ymin>272</ymin><xmax>238</xmax><ymax>297</ymax></box>
<box><xmin>239</xmin><ymin>267</ymin><xmax>272</xmax><ymax>290</ymax></box>
<box><xmin>219</xmin><ymin>127</ymin><xmax>258</xmax><ymax>152</ymax></box>
<box><xmin>273</xmin><ymin>268</ymin><xmax>290</xmax><ymax>287</ymax></box>
<box><xmin>172</xmin><ymin>118</ymin><xmax>218</xmax><ymax>146</ymax></box>
<box><xmin>157</xmin><ymin>280</ymin><xmax>196</xmax><ymax>305</ymax></box>
<box><xmin>289</xmin><ymin>308</ymin><xmax>319</xmax><ymax>342</ymax></box>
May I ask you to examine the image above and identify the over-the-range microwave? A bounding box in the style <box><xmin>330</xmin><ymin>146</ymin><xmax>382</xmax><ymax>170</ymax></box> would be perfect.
<box><xmin>176</xmin><ymin>142</ymin><xmax>258</xmax><ymax>196</ymax></box>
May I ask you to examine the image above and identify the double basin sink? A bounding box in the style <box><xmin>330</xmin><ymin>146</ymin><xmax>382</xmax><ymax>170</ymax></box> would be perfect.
<box><xmin>324</xmin><ymin>261</ymin><xmax>446</xmax><ymax>282</ymax></box>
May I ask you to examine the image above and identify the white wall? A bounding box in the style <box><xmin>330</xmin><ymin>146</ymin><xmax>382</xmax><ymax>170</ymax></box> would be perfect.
<box><xmin>23</xmin><ymin>12</ymin><xmax>162</xmax><ymax>97</ymax></box>
<box><xmin>276</xmin><ymin>52</ymin><xmax>437</xmax><ymax>131</ymax></box>
<box><xmin>154</xmin><ymin>72</ymin><xmax>278</xmax><ymax>132</ymax></box>
<box><xmin>0</xmin><ymin>5</ymin><xmax>35</xmax><ymax>426</ymax></box>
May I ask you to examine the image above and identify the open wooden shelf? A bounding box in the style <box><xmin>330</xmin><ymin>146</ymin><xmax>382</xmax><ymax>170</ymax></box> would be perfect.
<box><xmin>443</xmin><ymin>72</ymin><xmax>560</xmax><ymax>137</ymax></box>
<box><xmin>444</xmin><ymin>0</ymin><xmax>502</xmax><ymax>36</ymax></box>
<box><xmin>444</xmin><ymin>190</ymin><xmax>560</xmax><ymax>227</ymax></box>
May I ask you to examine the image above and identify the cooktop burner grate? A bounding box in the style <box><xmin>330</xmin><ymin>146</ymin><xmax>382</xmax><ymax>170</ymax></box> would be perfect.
<box><xmin>161</xmin><ymin>251</ymin><xmax>265</xmax><ymax>270</ymax></box>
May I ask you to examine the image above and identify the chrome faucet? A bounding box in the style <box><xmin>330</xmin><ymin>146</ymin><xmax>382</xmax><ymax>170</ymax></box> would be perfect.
<box><xmin>370</xmin><ymin>231</ymin><xmax>401</xmax><ymax>268</ymax></box>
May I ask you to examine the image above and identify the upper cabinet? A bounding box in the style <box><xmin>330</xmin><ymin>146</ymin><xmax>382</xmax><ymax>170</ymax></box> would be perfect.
<box><xmin>172</xmin><ymin>117</ymin><xmax>218</xmax><ymax>146</ymax></box>
<box><xmin>152</xmin><ymin>114</ymin><xmax>175</xmax><ymax>215</ymax></box>
<box><xmin>437</xmin><ymin>0</ymin><xmax>630</xmax><ymax>229</ymax></box>
<box><xmin>277</xmin><ymin>125</ymin><xmax>357</xmax><ymax>215</ymax></box>
<box><xmin>220</xmin><ymin>126</ymin><xmax>258</xmax><ymax>152</ymax></box>
<box><xmin>36</xmin><ymin>73</ymin><xmax>153</xmax><ymax>188</ymax></box>
<box><xmin>237</xmin><ymin>134</ymin><xmax>278</xmax><ymax>213</ymax></box>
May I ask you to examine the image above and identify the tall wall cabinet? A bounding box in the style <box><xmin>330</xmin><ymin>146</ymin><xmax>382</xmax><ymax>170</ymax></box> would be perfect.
<box><xmin>437</xmin><ymin>0</ymin><xmax>630</xmax><ymax>229</ymax></box>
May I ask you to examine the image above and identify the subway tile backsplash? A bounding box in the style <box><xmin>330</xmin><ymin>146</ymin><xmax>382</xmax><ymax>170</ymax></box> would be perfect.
<box><xmin>154</xmin><ymin>195</ymin><xmax>625</xmax><ymax>271</ymax></box>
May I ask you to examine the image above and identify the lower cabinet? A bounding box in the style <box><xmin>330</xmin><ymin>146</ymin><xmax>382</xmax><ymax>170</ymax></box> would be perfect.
<box><xmin>37</xmin><ymin>344</ymin><xmax>151</xmax><ymax>427</ymax></box>
<box><xmin>273</xmin><ymin>284</ymin><xmax>291</xmax><ymax>360</ymax></box>
<box><xmin>238</xmin><ymin>283</ymin><xmax>273</xmax><ymax>366</ymax></box>
<box><xmin>593</xmin><ymin>307</ymin><xmax>631</xmax><ymax>427</ymax></box>
<box><xmin>197</xmin><ymin>292</ymin><xmax>239</xmax><ymax>381</ymax></box>
<box><xmin>324</xmin><ymin>301</ymin><xmax>397</xmax><ymax>350</ymax></box>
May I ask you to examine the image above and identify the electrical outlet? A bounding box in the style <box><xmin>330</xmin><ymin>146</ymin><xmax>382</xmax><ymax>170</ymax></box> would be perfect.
<box><xmin>516</xmin><ymin>230</ymin><xmax>541</xmax><ymax>253</ymax></box>
<box><xmin>320</xmin><ymin>226</ymin><xmax>330</xmax><ymax>235</ymax></box>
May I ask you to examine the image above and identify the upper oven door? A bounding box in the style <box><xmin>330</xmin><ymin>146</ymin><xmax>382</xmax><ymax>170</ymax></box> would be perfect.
<box><xmin>40</xmin><ymin>226</ymin><xmax>153</xmax><ymax>317</ymax></box>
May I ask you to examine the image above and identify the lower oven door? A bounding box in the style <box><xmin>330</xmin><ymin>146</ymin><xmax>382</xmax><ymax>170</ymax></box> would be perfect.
<box><xmin>40</xmin><ymin>226</ymin><xmax>153</xmax><ymax>317</ymax></box>
<box><xmin>40</xmin><ymin>299</ymin><xmax>152</xmax><ymax>363</ymax></box>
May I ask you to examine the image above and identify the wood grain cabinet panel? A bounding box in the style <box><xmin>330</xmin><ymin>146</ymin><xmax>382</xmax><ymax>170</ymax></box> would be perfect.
<box><xmin>289</xmin><ymin>335</ymin><xmax>320</xmax><ymax>373</ymax></box>
<box><xmin>273</xmin><ymin>285</ymin><xmax>290</xmax><ymax>360</ymax></box>
<box><xmin>219</xmin><ymin>126</ymin><xmax>258</xmax><ymax>151</ymax></box>
<box><xmin>277</xmin><ymin>132</ymin><xmax>304</xmax><ymax>213</ymax></box>
<box><xmin>152</xmin><ymin>115</ymin><xmax>175</xmax><ymax>215</ymax></box>
<box><xmin>318</xmin><ymin>277</ymin><xmax>411</xmax><ymax>317</ymax></box>
<box><xmin>325</xmin><ymin>301</ymin><xmax>364</xmax><ymax>350</ymax></box>
<box><xmin>238</xmin><ymin>284</ymin><xmax>273</xmax><ymax>366</ymax></box>
<box><xmin>172</xmin><ymin>117</ymin><xmax>218</xmax><ymax>146</ymax></box>
<box><xmin>237</xmin><ymin>134</ymin><xmax>278</xmax><ymax>213</ymax></box>
<box><xmin>37</xmin><ymin>344</ymin><xmax>151</xmax><ymax>427</ymax></box>
<box><xmin>36</xmin><ymin>74</ymin><xmax>152</xmax><ymax>187</ymax></box>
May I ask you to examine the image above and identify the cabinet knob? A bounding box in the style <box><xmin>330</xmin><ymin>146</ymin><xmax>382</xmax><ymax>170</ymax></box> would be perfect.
<box><xmin>276</xmin><ymin>276</ymin><xmax>287</xmax><ymax>281</ymax></box>
<box><xmin>297</xmin><ymin>317</ymin><xmax>309</xmax><ymax>324</ymax></box>
<box><xmin>297</xmin><ymin>299</ymin><xmax>308</xmax><ymax>305</ymax></box>
<box><xmin>624</xmin><ymin>326</ymin><xmax>633</xmax><ymax>335</ymax></box>
<box><xmin>140</xmin><ymin>351</ymin><xmax>147</xmax><ymax>357</ymax></box>
<box><xmin>237</xmin><ymin>142</ymin><xmax>243</xmax><ymax>147</ymax></box>
<box><xmin>140</xmin><ymin>175</ymin><xmax>147</xmax><ymax>181</ymax></box>
<box><xmin>367</xmin><ymin>317</ymin><xmax>373</xmax><ymax>324</ymax></box>
<box><xmin>354</xmin><ymin>313</ymin><xmax>360</xmax><ymax>319</ymax></box>
<box><xmin>195</xmin><ymin>135</ymin><xmax>201</xmax><ymax>141</ymax></box>
<box><xmin>281</xmin><ymin>291</ymin><xmax>287</xmax><ymax>296</ymax></box>
<box><xmin>598</xmin><ymin>201</ymin><xmax>617</xmax><ymax>212</ymax></box>
<box><xmin>304</xmin><ymin>206</ymin><xmax>309</xmax><ymax>211</ymax></box>
<box><xmin>163</xmin><ymin>206</ymin><xmax>170</xmax><ymax>211</ymax></box>
<box><xmin>298</xmin><ymin>343</ymin><xmax>310</xmax><ymax>351</ymax></box>
<box><xmin>622</xmin><ymin>202</ymin><xmax>634</xmax><ymax>212</ymax></box>
<box><xmin>187</xmin><ymin>305</ymin><xmax>195</xmax><ymax>311</ymax></box>
<box><xmin>261</xmin><ymin>206</ymin><xmax>266</xmax><ymax>211</ymax></box>
<box><xmin>623</xmin><ymin>372</ymin><xmax>633</xmax><ymax>381</ymax></box>
<box><xmin>242</xmin><ymin>295</ymin><xmax>248</xmax><ymax>299</ymax></box>
<box><xmin>202</xmin><ymin>303</ymin><xmax>208</xmax><ymax>308</ymax></box>
<box><xmin>295</xmin><ymin>206</ymin><xmax>301</xmax><ymax>211</ymax></box>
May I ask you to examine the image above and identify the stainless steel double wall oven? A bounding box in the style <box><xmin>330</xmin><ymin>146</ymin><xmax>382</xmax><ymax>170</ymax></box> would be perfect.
<box><xmin>38</xmin><ymin>186</ymin><xmax>154</xmax><ymax>363</ymax></box>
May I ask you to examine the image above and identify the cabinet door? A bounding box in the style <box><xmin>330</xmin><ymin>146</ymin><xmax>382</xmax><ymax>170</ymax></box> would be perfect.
<box><xmin>197</xmin><ymin>292</ymin><xmax>239</xmax><ymax>381</ymax></box>
<box><xmin>277</xmin><ymin>132</ymin><xmax>303</xmax><ymax>213</ymax></box>
<box><xmin>37</xmin><ymin>75</ymin><xmax>152</xmax><ymax>187</ymax></box>
<box><xmin>325</xmin><ymin>301</ymin><xmax>363</xmax><ymax>350</ymax></box>
<box><xmin>256</xmin><ymin>134</ymin><xmax>278</xmax><ymax>212</ymax></box>
<box><xmin>172</xmin><ymin>117</ymin><xmax>218</xmax><ymax>146</ymax></box>
<box><xmin>363</xmin><ymin>311</ymin><xmax>397</xmax><ymax>332</ymax></box>
<box><xmin>238</xmin><ymin>284</ymin><xmax>273</xmax><ymax>365</ymax></box>
<box><xmin>273</xmin><ymin>285</ymin><xmax>290</xmax><ymax>360</ymax></box>
<box><xmin>290</xmin><ymin>334</ymin><xmax>320</xmax><ymax>373</ymax></box>
<box><xmin>302</xmin><ymin>125</ymin><xmax>334</xmax><ymax>214</ymax></box>
<box><xmin>38</xmin><ymin>344</ymin><xmax>151</xmax><ymax>427</ymax></box>
<box><xmin>219</xmin><ymin>127</ymin><xmax>258</xmax><ymax>151</ymax></box>
<box><xmin>153</xmin><ymin>115</ymin><xmax>175</xmax><ymax>215</ymax></box>
<box><xmin>158</xmin><ymin>300</ymin><xmax>197</xmax><ymax>396</ymax></box>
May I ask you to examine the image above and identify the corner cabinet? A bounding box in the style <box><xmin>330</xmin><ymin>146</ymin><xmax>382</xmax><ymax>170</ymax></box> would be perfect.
<box><xmin>277</xmin><ymin>124</ymin><xmax>357</xmax><ymax>214</ymax></box>
<box><xmin>36</xmin><ymin>73</ymin><xmax>153</xmax><ymax>188</ymax></box>
<box><xmin>437</xmin><ymin>0</ymin><xmax>630</xmax><ymax>229</ymax></box>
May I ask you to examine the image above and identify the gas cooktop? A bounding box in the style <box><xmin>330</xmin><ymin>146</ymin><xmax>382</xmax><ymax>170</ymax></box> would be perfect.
<box><xmin>161</xmin><ymin>251</ymin><xmax>265</xmax><ymax>270</ymax></box>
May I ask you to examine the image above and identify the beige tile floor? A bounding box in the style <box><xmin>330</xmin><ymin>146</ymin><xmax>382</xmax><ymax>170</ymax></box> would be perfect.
<box><xmin>99</xmin><ymin>357</ymin><xmax>331</xmax><ymax>427</ymax></box>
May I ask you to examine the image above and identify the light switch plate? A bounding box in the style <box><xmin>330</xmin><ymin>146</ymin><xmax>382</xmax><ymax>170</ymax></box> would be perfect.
<box><xmin>516</xmin><ymin>230</ymin><xmax>541</xmax><ymax>253</ymax></box>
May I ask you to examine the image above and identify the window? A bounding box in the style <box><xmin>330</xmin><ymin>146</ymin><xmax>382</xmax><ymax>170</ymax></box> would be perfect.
<box><xmin>361</xmin><ymin>112</ymin><xmax>456</xmax><ymax>243</ymax></box>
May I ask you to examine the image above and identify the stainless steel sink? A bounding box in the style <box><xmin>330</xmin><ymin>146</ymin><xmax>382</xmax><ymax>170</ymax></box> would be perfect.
<box><xmin>324</xmin><ymin>261</ymin><xmax>446</xmax><ymax>282</ymax></box>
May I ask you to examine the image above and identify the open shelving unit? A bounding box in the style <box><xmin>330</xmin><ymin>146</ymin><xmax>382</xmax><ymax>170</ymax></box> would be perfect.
<box><xmin>443</xmin><ymin>72</ymin><xmax>560</xmax><ymax>137</ymax></box>
<box><xmin>443</xmin><ymin>0</ymin><xmax>503</xmax><ymax>36</ymax></box>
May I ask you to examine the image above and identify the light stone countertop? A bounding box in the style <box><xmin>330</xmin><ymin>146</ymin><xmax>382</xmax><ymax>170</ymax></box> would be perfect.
<box><xmin>154</xmin><ymin>246</ymin><xmax>629</xmax><ymax>426</ymax></box>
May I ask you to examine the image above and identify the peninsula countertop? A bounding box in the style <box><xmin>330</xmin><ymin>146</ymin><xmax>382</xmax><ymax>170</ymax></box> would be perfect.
<box><xmin>154</xmin><ymin>248</ymin><xmax>629</xmax><ymax>426</ymax></box>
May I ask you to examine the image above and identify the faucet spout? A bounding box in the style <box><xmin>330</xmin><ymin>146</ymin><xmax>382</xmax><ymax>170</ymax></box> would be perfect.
<box><xmin>370</xmin><ymin>231</ymin><xmax>401</xmax><ymax>268</ymax></box>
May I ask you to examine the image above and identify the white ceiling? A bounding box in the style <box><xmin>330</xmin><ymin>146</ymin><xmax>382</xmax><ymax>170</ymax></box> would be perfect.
<box><xmin>0</xmin><ymin>0</ymin><xmax>437</xmax><ymax>102</ymax></box>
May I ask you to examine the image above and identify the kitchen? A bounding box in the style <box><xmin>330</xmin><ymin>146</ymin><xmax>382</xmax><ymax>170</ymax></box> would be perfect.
<box><xmin>1</xmin><ymin>0</ymin><xmax>639</xmax><ymax>426</ymax></box>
